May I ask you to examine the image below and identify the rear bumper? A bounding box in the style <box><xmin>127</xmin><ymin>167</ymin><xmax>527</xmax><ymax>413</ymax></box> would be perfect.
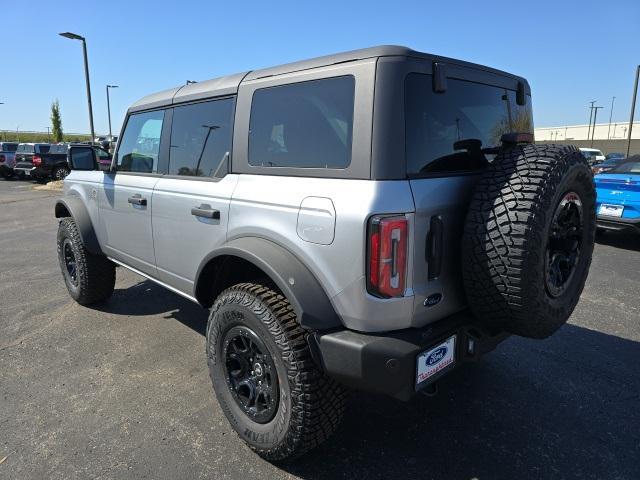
<box><xmin>597</xmin><ymin>215</ymin><xmax>640</xmax><ymax>233</ymax></box>
<box><xmin>312</xmin><ymin>311</ymin><xmax>509</xmax><ymax>401</ymax></box>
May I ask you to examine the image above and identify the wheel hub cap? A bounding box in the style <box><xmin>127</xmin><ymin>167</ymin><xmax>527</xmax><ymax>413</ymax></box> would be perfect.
<box><xmin>63</xmin><ymin>239</ymin><xmax>78</xmax><ymax>286</ymax></box>
<box><xmin>222</xmin><ymin>325</ymin><xmax>279</xmax><ymax>424</ymax></box>
<box><xmin>545</xmin><ymin>191</ymin><xmax>583</xmax><ymax>298</ymax></box>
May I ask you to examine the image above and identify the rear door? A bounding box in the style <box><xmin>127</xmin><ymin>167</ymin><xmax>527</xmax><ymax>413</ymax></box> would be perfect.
<box><xmin>98</xmin><ymin>109</ymin><xmax>165</xmax><ymax>275</ymax></box>
<box><xmin>151</xmin><ymin>97</ymin><xmax>238</xmax><ymax>295</ymax></box>
<box><xmin>404</xmin><ymin>69</ymin><xmax>533</xmax><ymax>325</ymax></box>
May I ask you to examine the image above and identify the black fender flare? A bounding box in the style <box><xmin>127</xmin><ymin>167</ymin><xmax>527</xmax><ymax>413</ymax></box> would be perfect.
<box><xmin>196</xmin><ymin>237</ymin><xmax>342</xmax><ymax>331</ymax></box>
<box><xmin>54</xmin><ymin>196</ymin><xmax>102</xmax><ymax>255</ymax></box>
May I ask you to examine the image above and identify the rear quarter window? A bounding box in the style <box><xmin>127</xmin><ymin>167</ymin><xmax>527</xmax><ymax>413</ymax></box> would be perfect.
<box><xmin>405</xmin><ymin>73</ymin><xmax>533</xmax><ymax>176</ymax></box>
<box><xmin>248</xmin><ymin>76</ymin><xmax>355</xmax><ymax>169</ymax></box>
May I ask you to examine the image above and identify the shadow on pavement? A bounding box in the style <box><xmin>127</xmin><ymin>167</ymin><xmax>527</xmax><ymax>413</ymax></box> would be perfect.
<box><xmin>596</xmin><ymin>230</ymin><xmax>640</xmax><ymax>252</ymax></box>
<box><xmin>95</xmin><ymin>279</ymin><xmax>639</xmax><ymax>479</ymax></box>
<box><xmin>96</xmin><ymin>279</ymin><xmax>208</xmax><ymax>335</ymax></box>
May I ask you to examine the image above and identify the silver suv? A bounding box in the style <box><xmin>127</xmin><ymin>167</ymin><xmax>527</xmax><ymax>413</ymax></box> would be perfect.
<box><xmin>55</xmin><ymin>46</ymin><xmax>596</xmax><ymax>460</ymax></box>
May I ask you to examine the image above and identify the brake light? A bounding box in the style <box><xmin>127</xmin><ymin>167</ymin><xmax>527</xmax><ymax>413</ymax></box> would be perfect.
<box><xmin>367</xmin><ymin>215</ymin><xmax>408</xmax><ymax>298</ymax></box>
<box><xmin>32</xmin><ymin>155</ymin><xmax>42</xmax><ymax>167</ymax></box>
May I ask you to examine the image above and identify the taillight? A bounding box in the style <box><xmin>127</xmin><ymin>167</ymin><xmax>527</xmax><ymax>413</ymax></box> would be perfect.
<box><xmin>367</xmin><ymin>215</ymin><xmax>408</xmax><ymax>298</ymax></box>
<box><xmin>32</xmin><ymin>155</ymin><xmax>42</xmax><ymax>167</ymax></box>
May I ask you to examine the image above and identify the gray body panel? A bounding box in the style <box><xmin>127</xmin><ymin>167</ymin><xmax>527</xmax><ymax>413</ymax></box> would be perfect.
<box><xmin>61</xmin><ymin>45</ymin><xmax>532</xmax><ymax>333</ymax></box>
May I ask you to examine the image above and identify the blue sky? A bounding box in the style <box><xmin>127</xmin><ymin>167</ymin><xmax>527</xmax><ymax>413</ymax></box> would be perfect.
<box><xmin>1</xmin><ymin>0</ymin><xmax>638</xmax><ymax>134</ymax></box>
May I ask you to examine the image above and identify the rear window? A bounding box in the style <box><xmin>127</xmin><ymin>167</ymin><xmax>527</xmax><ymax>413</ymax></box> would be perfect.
<box><xmin>17</xmin><ymin>144</ymin><xmax>35</xmax><ymax>153</ymax></box>
<box><xmin>248</xmin><ymin>76</ymin><xmax>355</xmax><ymax>169</ymax></box>
<box><xmin>405</xmin><ymin>74</ymin><xmax>533</xmax><ymax>176</ymax></box>
<box><xmin>36</xmin><ymin>145</ymin><xmax>50</xmax><ymax>154</ymax></box>
<box><xmin>49</xmin><ymin>144</ymin><xmax>69</xmax><ymax>154</ymax></box>
<box><xmin>1</xmin><ymin>143</ymin><xmax>18</xmax><ymax>152</ymax></box>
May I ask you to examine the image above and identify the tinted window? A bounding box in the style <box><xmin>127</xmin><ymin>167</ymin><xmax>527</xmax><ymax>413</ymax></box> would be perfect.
<box><xmin>609</xmin><ymin>159</ymin><xmax>640</xmax><ymax>174</ymax></box>
<box><xmin>117</xmin><ymin>110</ymin><xmax>165</xmax><ymax>173</ymax></box>
<box><xmin>49</xmin><ymin>144</ymin><xmax>68</xmax><ymax>154</ymax></box>
<box><xmin>1</xmin><ymin>143</ymin><xmax>18</xmax><ymax>152</ymax></box>
<box><xmin>249</xmin><ymin>76</ymin><xmax>355</xmax><ymax>169</ymax></box>
<box><xmin>169</xmin><ymin>98</ymin><xmax>234</xmax><ymax>177</ymax></box>
<box><xmin>36</xmin><ymin>145</ymin><xmax>50</xmax><ymax>154</ymax></box>
<box><xmin>405</xmin><ymin>74</ymin><xmax>533</xmax><ymax>176</ymax></box>
<box><xmin>17</xmin><ymin>144</ymin><xmax>34</xmax><ymax>153</ymax></box>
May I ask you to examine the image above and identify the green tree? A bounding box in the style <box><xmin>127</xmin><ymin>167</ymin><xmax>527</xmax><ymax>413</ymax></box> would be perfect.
<box><xmin>50</xmin><ymin>100</ymin><xmax>63</xmax><ymax>143</ymax></box>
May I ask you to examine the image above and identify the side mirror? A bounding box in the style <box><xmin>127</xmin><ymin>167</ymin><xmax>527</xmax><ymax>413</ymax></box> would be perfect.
<box><xmin>68</xmin><ymin>146</ymin><xmax>97</xmax><ymax>171</ymax></box>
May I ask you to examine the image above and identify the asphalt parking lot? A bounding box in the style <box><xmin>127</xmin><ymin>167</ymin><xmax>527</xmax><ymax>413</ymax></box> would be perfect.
<box><xmin>1</xmin><ymin>178</ymin><xmax>639</xmax><ymax>480</ymax></box>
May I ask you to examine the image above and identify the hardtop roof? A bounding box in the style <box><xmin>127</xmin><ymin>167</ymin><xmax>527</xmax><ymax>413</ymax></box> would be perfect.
<box><xmin>128</xmin><ymin>45</ymin><xmax>527</xmax><ymax>113</ymax></box>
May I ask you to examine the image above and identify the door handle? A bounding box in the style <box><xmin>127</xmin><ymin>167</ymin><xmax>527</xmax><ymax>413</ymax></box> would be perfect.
<box><xmin>191</xmin><ymin>204</ymin><xmax>220</xmax><ymax>220</ymax></box>
<box><xmin>127</xmin><ymin>194</ymin><xmax>147</xmax><ymax>206</ymax></box>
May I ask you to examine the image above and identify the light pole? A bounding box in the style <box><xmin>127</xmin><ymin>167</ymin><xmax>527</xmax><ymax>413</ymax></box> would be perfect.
<box><xmin>607</xmin><ymin>96</ymin><xmax>616</xmax><ymax>139</ymax></box>
<box><xmin>0</xmin><ymin>102</ymin><xmax>4</xmax><ymax>140</ymax></box>
<box><xmin>106</xmin><ymin>84</ymin><xmax>118</xmax><ymax>139</ymax></box>
<box><xmin>59</xmin><ymin>32</ymin><xmax>95</xmax><ymax>143</ymax></box>
<box><xmin>626</xmin><ymin>65</ymin><xmax>639</xmax><ymax>158</ymax></box>
<box><xmin>587</xmin><ymin>100</ymin><xmax>597</xmax><ymax>140</ymax></box>
<box><xmin>591</xmin><ymin>106</ymin><xmax>603</xmax><ymax>147</ymax></box>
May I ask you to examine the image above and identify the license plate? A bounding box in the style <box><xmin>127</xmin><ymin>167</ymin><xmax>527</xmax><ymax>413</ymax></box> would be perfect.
<box><xmin>598</xmin><ymin>204</ymin><xmax>623</xmax><ymax>217</ymax></box>
<box><xmin>416</xmin><ymin>335</ymin><xmax>456</xmax><ymax>386</ymax></box>
<box><xmin>24</xmin><ymin>170</ymin><xmax>30</xmax><ymax>176</ymax></box>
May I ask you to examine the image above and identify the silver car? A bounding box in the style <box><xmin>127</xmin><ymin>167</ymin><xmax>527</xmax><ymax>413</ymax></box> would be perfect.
<box><xmin>55</xmin><ymin>45</ymin><xmax>595</xmax><ymax>461</ymax></box>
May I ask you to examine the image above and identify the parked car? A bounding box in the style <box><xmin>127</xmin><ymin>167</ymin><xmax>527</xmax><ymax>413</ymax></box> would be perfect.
<box><xmin>595</xmin><ymin>155</ymin><xmax>640</xmax><ymax>233</ymax></box>
<box><xmin>55</xmin><ymin>45</ymin><xmax>595</xmax><ymax>461</ymax></box>
<box><xmin>14</xmin><ymin>143</ymin><xmax>111</xmax><ymax>181</ymax></box>
<box><xmin>13</xmin><ymin>143</ymin><xmax>51</xmax><ymax>179</ymax></box>
<box><xmin>95</xmin><ymin>135</ymin><xmax>118</xmax><ymax>151</ymax></box>
<box><xmin>592</xmin><ymin>156</ymin><xmax>626</xmax><ymax>175</ymax></box>
<box><xmin>580</xmin><ymin>147</ymin><xmax>606</xmax><ymax>165</ymax></box>
<box><xmin>0</xmin><ymin>142</ymin><xmax>19</xmax><ymax>178</ymax></box>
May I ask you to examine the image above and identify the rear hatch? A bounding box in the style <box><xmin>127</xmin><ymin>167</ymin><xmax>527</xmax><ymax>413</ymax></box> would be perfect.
<box><xmin>404</xmin><ymin>71</ymin><xmax>534</xmax><ymax>326</ymax></box>
<box><xmin>15</xmin><ymin>144</ymin><xmax>35</xmax><ymax>167</ymax></box>
<box><xmin>595</xmin><ymin>168</ymin><xmax>640</xmax><ymax>221</ymax></box>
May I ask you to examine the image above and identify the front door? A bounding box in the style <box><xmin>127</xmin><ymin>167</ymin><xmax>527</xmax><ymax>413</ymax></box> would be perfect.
<box><xmin>99</xmin><ymin>109</ymin><xmax>166</xmax><ymax>275</ymax></box>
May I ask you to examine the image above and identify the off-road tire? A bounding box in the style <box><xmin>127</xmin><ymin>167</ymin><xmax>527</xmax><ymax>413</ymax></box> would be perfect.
<box><xmin>462</xmin><ymin>144</ymin><xmax>596</xmax><ymax>339</ymax></box>
<box><xmin>53</xmin><ymin>167</ymin><xmax>70</xmax><ymax>181</ymax></box>
<box><xmin>206</xmin><ymin>283</ymin><xmax>345</xmax><ymax>461</ymax></box>
<box><xmin>57</xmin><ymin>217</ymin><xmax>115</xmax><ymax>305</ymax></box>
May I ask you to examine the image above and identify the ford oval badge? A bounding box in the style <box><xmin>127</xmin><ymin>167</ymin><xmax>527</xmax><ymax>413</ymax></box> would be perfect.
<box><xmin>424</xmin><ymin>293</ymin><xmax>443</xmax><ymax>307</ymax></box>
<box><xmin>425</xmin><ymin>346</ymin><xmax>447</xmax><ymax>366</ymax></box>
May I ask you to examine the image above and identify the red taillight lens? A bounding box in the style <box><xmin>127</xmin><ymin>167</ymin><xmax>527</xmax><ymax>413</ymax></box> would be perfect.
<box><xmin>367</xmin><ymin>215</ymin><xmax>408</xmax><ymax>298</ymax></box>
<box><xmin>32</xmin><ymin>155</ymin><xmax>42</xmax><ymax>167</ymax></box>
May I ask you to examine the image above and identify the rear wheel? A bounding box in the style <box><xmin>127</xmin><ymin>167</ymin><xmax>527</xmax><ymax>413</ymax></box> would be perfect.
<box><xmin>463</xmin><ymin>144</ymin><xmax>596</xmax><ymax>339</ymax></box>
<box><xmin>206</xmin><ymin>282</ymin><xmax>345</xmax><ymax>461</ymax></box>
<box><xmin>53</xmin><ymin>166</ymin><xmax>70</xmax><ymax>181</ymax></box>
<box><xmin>57</xmin><ymin>218</ymin><xmax>115</xmax><ymax>305</ymax></box>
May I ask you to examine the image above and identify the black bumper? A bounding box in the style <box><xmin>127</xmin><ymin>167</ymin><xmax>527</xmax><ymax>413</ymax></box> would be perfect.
<box><xmin>597</xmin><ymin>215</ymin><xmax>640</xmax><ymax>233</ymax></box>
<box><xmin>312</xmin><ymin>311</ymin><xmax>508</xmax><ymax>401</ymax></box>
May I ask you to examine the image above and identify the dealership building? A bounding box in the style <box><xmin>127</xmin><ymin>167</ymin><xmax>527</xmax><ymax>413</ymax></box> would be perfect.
<box><xmin>535</xmin><ymin>122</ymin><xmax>640</xmax><ymax>155</ymax></box>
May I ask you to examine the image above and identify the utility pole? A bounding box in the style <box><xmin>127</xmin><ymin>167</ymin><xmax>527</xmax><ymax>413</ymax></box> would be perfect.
<box><xmin>607</xmin><ymin>96</ymin><xmax>616</xmax><ymax>139</ymax></box>
<box><xmin>626</xmin><ymin>65</ymin><xmax>639</xmax><ymax>158</ymax></box>
<box><xmin>46</xmin><ymin>127</ymin><xmax>51</xmax><ymax>142</ymax></box>
<box><xmin>591</xmin><ymin>106</ymin><xmax>603</xmax><ymax>147</ymax></box>
<box><xmin>587</xmin><ymin>100</ymin><xmax>597</xmax><ymax>140</ymax></box>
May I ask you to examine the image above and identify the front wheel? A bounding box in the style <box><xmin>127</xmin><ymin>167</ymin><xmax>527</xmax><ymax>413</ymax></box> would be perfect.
<box><xmin>206</xmin><ymin>283</ymin><xmax>345</xmax><ymax>461</ymax></box>
<box><xmin>57</xmin><ymin>218</ymin><xmax>116</xmax><ymax>305</ymax></box>
<box><xmin>53</xmin><ymin>167</ymin><xmax>70</xmax><ymax>181</ymax></box>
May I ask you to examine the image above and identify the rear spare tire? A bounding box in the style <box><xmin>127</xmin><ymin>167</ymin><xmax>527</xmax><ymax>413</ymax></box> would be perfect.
<box><xmin>462</xmin><ymin>144</ymin><xmax>595</xmax><ymax>339</ymax></box>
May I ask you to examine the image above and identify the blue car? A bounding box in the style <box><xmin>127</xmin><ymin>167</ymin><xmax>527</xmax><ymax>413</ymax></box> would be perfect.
<box><xmin>595</xmin><ymin>155</ymin><xmax>640</xmax><ymax>233</ymax></box>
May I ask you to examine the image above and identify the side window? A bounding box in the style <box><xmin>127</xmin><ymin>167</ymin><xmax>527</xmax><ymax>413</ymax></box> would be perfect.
<box><xmin>116</xmin><ymin>110</ymin><xmax>165</xmax><ymax>173</ymax></box>
<box><xmin>248</xmin><ymin>76</ymin><xmax>355</xmax><ymax>169</ymax></box>
<box><xmin>168</xmin><ymin>98</ymin><xmax>234</xmax><ymax>177</ymax></box>
<box><xmin>6</xmin><ymin>143</ymin><xmax>18</xmax><ymax>152</ymax></box>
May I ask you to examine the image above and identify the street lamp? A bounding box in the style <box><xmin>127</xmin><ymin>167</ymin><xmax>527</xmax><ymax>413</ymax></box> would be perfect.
<box><xmin>59</xmin><ymin>32</ymin><xmax>95</xmax><ymax>143</ymax></box>
<box><xmin>106</xmin><ymin>85</ymin><xmax>119</xmax><ymax>140</ymax></box>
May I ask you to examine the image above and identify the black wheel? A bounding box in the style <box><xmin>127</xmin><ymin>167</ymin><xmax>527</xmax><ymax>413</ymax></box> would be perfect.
<box><xmin>463</xmin><ymin>144</ymin><xmax>596</xmax><ymax>339</ymax></box>
<box><xmin>53</xmin><ymin>167</ymin><xmax>70</xmax><ymax>181</ymax></box>
<box><xmin>57</xmin><ymin>218</ymin><xmax>116</xmax><ymax>305</ymax></box>
<box><xmin>206</xmin><ymin>283</ymin><xmax>345</xmax><ymax>461</ymax></box>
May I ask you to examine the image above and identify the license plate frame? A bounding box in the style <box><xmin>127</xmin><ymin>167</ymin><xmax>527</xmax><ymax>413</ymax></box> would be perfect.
<box><xmin>598</xmin><ymin>204</ymin><xmax>624</xmax><ymax>217</ymax></box>
<box><xmin>415</xmin><ymin>335</ymin><xmax>456</xmax><ymax>387</ymax></box>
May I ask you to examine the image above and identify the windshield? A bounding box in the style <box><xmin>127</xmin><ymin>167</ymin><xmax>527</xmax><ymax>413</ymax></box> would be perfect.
<box><xmin>608</xmin><ymin>160</ymin><xmax>640</xmax><ymax>174</ymax></box>
<box><xmin>405</xmin><ymin>74</ymin><xmax>533</xmax><ymax>176</ymax></box>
